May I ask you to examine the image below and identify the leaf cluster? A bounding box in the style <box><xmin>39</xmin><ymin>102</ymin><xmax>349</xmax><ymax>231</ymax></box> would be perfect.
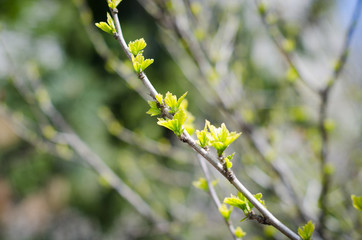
<box><xmin>223</xmin><ymin>192</ymin><xmax>266</xmax><ymax>216</ymax></box>
<box><xmin>196</xmin><ymin>120</ymin><xmax>241</xmax><ymax>156</ymax></box>
<box><xmin>147</xmin><ymin>92</ymin><xmax>195</xmax><ymax>136</ymax></box>
<box><xmin>95</xmin><ymin>13</ymin><xmax>116</xmax><ymax>35</ymax></box>
<box><xmin>128</xmin><ymin>38</ymin><xmax>154</xmax><ymax>73</ymax></box>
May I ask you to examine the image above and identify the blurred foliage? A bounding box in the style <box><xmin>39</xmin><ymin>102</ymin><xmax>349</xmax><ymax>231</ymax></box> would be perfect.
<box><xmin>0</xmin><ymin>0</ymin><xmax>362</xmax><ymax>239</ymax></box>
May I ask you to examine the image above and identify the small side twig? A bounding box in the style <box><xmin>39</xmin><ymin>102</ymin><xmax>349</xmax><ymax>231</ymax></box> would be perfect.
<box><xmin>254</xmin><ymin>0</ymin><xmax>317</xmax><ymax>94</ymax></box>
<box><xmin>197</xmin><ymin>155</ymin><xmax>240</xmax><ymax>240</ymax></box>
<box><xmin>317</xmin><ymin>0</ymin><xmax>362</xmax><ymax>237</ymax></box>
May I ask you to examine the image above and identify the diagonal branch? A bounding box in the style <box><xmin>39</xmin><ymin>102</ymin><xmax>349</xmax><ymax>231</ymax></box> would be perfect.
<box><xmin>107</xmin><ymin>6</ymin><xmax>301</xmax><ymax>240</ymax></box>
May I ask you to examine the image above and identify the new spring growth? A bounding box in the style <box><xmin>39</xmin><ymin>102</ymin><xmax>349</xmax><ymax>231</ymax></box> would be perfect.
<box><xmin>128</xmin><ymin>38</ymin><xmax>154</xmax><ymax>73</ymax></box>
<box><xmin>108</xmin><ymin>0</ymin><xmax>122</xmax><ymax>9</ymax></box>
<box><xmin>224</xmin><ymin>192</ymin><xmax>266</xmax><ymax>217</ymax></box>
<box><xmin>146</xmin><ymin>91</ymin><xmax>187</xmax><ymax>116</ymax></box>
<box><xmin>218</xmin><ymin>203</ymin><xmax>233</xmax><ymax>221</ymax></box>
<box><xmin>128</xmin><ymin>38</ymin><xmax>147</xmax><ymax>56</ymax></box>
<box><xmin>193</xmin><ymin>177</ymin><xmax>218</xmax><ymax>192</ymax></box>
<box><xmin>157</xmin><ymin>108</ymin><xmax>187</xmax><ymax>137</ymax></box>
<box><xmin>95</xmin><ymin>13</ymin><xmax>116</xmax><ymax>35</ymax></box>
<box><xmin>147</xmin><ymin>92</ymin><xmax>195</xmax><ymax>136</ymax></box>
<box><xmin>351</xmin><ymin>194</ymin><xmax>362</xmax><ymax>211</ymax></box>
<box><xmin>234</xmin><ymin>227</ymin><xmax>246</xmax><ymax>238</ymax></box>
<box><xmin>298</xmin><ymin>221</ymin><xmax>315</xmax><ymax>240</ymax></box>
<box><xmin>196</xmin><ymin>120</ymin><xmax>241</xmax><ymax>156</ymax></box>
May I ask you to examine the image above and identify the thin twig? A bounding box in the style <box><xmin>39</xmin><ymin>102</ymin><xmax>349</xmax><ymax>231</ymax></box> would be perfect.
<box><xmin>254</xmin><ymin>0</ymin><xmax>317</xmax><ymax>94</ymax></box>
<box><xmin>197</xmin><ymin>155</ymin><xmax>240</xmax><ymax>240</ymax></box>
<box><xmin>317</xmin><ymin>1</ymin><xmax>362</xmax><ymax>237</ymax></box>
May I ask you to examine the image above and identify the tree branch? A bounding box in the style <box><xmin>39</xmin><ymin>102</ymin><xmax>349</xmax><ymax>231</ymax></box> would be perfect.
<box><xmin>107</xmin><ymin>7</ymin><xmax>300</xmax><ymax>239</ymax></box>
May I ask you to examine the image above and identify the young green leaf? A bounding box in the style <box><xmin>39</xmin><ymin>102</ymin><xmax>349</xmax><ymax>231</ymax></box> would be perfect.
<box><xmin>95</xmin><ymin>13</ymin><xmax>116</xmax><ymax>35</ymax></box>
<box><xmin>157</xmin><ymin>108</ymin><xmax>186</xmax><ymax>136</ymax></box>
<box><xmin>141</xmin><ymin>58</ymin><xmax>154</xmax><ymax>72</ymax></box>
<box><xmin>132</xmin><ymin>54</ymin><xmax>154</xmax><ymax>73</ymax></box>
<box><xmin>254</xmin><ymin>193</ymin><xmax>266</xmax><ymax>207</ymax></box>
<box><xmin>192</xmin><ymin>177</ymin><xmax>208</xmax><ymax>191</ymax></box>
<box><xmin>196</xmin><ymin>120</ymin><xmax>211</xmax><ymax>148</ymax></box>
<box><xmin>234</xmin><ymin>226</ymin><xmax>246</xmax><ymax>238</ymax></box>
<box><xmin>225</xmin><ymin>157</ymin><xmax>232</xmax><ymax>170</ymax></box>
<box><xmin>196</xmin><ymin>129</ymin><xmax>210</xmax><ymax>148</ymax></box>
<box><xmin>179</xmin><ymin>98</ymin><xmax>194</xmax><ymax>135</ymax></box>
<box><xmin>146</xmin><ymin>101</ymin><xmax>161</xmax><ymax>116</ymax></box>
<box><xmin>164</xmin><ymin>92</ymin><xmax>188</xmax><ymax>114</ymax></box>
<box><xmin>95</xmin><ymin>22</ymin><xmax>114</xmax><ymax>35</ymax></box>
<box><xmin>164</xmin><ymin>92</ymin><xmax>177</xmax><ymax>110</ymax></box>
<box><xmin>219</xmin><ymin>203</ymin><xmax>233</xmax><ymax>221</ymax></box>
<box><xmin>155</xmin><ymin>93</ymin><xmax>163</xmax><ymax>104</ymax></box>
<box><xmin>298</xmin><ymin>221</ymin><xmax>315</xmax><ymax>240</ymax></box>
<box><xmin>237</xmin><ymin>192</ymin><xmax>253</xmax><ymax>213</ymax></box>
<box><xmin>183</xmin><ymin>110</ymin><xmax>195</xmax><ymax>135</ymax></box>
<box><xmin>128</xmin><ymin>38</ymin><xmax>147</xmax><ymax>56</ymax></box>
<box><xmin>223</xmin><ymin>194</ymin><xmax>251</xmax><ymax>215</ymax></box>
<box><xmin>224</xmin><ymin>153</ymin><xmax>235</xmax><ymax>170</ymax></box>
<box><xmin>108</xmin><ymin>0</ymin><xmax>122</xmax><ymax>9</ymax></box>
<box><xmin>207</xmin><ymin>121</ymin><xmax>241</xmax><ymax>156</ymax></box>
<box><xmin>351</xmin><ymin>195</ymin><xmax>362</xmax><ymax>211</ymax></box>
<box><xmin>106</xmin><ymin>12</ymin><xmax>116</xmax><ymax>32</ymax></box>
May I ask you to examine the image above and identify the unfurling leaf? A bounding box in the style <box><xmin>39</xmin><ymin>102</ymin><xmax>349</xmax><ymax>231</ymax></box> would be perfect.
<box><xmin>106</xmin><ymin>12</ymin><xmax>116</xmax><ymax>31</ymax></box>
<box><xmin>254</xmin><ymin>193</ymin><xmax>266</xmax><ymax>207</ymax></box>
<box><xmin>155</xmin><ymin>93</ymin><xmax>163</xmax><ymax>104</ymax></box>
<box><xmin>224</xmin><ymin>192</ymin><xmax>265</xmax><ymax>216</ymax></box>
<box><xmin>224</xmin><ymin>154</ymin><xmax>234</xmax><ymax>170</ymax></box>
<box><xmin>225</xmin><ymin>158</ymin><xmax>233</xmax><ymax>171</ymax></box>
<box><xmin>298</xmin><ymin>221</ymin><xmax>315</xmax><ymax>240</ymax></box>
<box><xmin>207</xmin><ymin>121</ymin><xmax>241</xmax><ymax>156</ymax></box>
<box><xmin>108</xmin><ymin>0</ymin><xmax>122</xmax><ymax>9</ymax></box>
<box><xmin>95</xmin><ymin>13</ymin><xmax>116</xmax><ymax>35</ymax></box>
<box><xmin>196</xmin><ymin>120</ymin><xmax>211</xmax><ymax>148</ymax></box>
<box><xmin>164</xmin><ymin>91</ymin><xmax>188</xmax><ymax>114</ymax></box>
<box><xmin>132</xmin><ymin>54</ymin><xmax>154</xmax><ymax>73</ymax></box>
<box><xmin>146</xmin><ymin>101</ymin><xmax>161</xmax><ymax>116</ymax></box>
<box><xmin>157</xmin><ymin>108</ymin><xmax>186</xmax><ymax>136</ymax></box>
<box><xmin>95</xmin><ymin>22</ymin><xmax>114</xmax><ymax>35</ymax></box>
<box><xmin>223</xmin><ymin>194</ymin><xmax>250</xmax><ymax>214</ymax></box>
<box><xmin>128</xmin><ymin>38</ymin><xmax>147</xmax><ymax>56</ymax></box>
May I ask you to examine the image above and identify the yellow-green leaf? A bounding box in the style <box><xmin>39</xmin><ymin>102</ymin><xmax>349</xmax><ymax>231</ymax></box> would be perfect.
<box><xmin>234</xmin><ymin>226</ymin><xmax>246</xmax><ymax>238</ymax></box>
<box><xmin>352</xmin><ymin>195</ymin><xmax>362</xmax><ymax>211</ymax></box>
<box><xmin>298</xmin><ymin>221</ymin><xmax>315</xmax><ymax>240</ymax></box>
<box><xmin>219</xmin><ymin>203</ymin><xmax>233</xmax><ymax>221</ymax></box>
